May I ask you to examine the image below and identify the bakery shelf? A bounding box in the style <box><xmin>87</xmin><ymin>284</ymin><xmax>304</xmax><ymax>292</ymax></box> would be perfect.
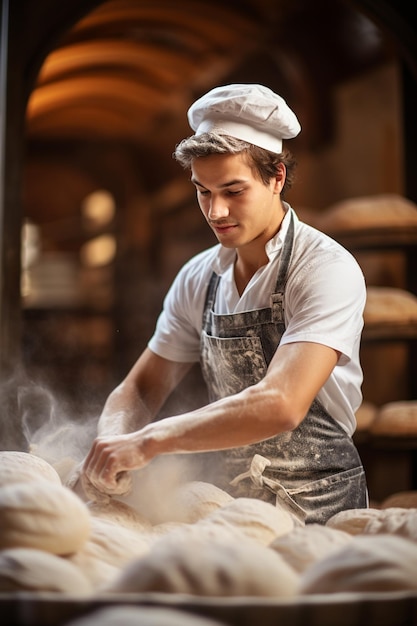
<box><xmin>362</xmin><ymin>323</ymin><xmax>417</xmax><ymax>342</ymax></box>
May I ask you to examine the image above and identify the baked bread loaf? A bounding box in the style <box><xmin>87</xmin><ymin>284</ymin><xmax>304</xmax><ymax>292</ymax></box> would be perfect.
<box><xmin>364</xmin><ymin>287</ymin><xmax>417</xmax><ymax>325</ymax></box>
<box><xmin>370</xmin><ymin>401</ymin><xmax>417</xmax><ymax>436</ymax></box>
<box><xmin>316</xmin><ymin>194</ymin><xmax>417</xmax><ymax>232</ymax></box>
<box><xmin>381</xmin><ymin>490</ymin><xmax>417</xmax><ymax>509</ymax></box>
<box><xmin>355</xmin><ymin>401</ymin><xmax>377</xmax><ymax>431</ymax></box>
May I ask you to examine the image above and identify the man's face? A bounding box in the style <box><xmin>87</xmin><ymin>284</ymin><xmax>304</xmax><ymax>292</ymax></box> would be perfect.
<box><xmin>191</xmin><ymin>152</ymin><xmax>285</xmax><ymax>251</ymax></box>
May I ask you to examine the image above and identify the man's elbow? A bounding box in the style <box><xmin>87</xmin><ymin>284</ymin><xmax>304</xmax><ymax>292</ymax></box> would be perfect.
<box><xmin>249</xmin><ymin>383</ymin><xmax>306</xmax><ymax>432</ymax></box>
<box><xmin>275</xmin><ymin>395</ymin><xmax>306</xmax><ymax>431</ymax></box>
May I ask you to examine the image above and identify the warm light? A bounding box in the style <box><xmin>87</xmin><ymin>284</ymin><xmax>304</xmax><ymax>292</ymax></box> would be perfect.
<box><xmin>21</xmin><ymin>220</ymin><xmax>41</xmax><ymax>269</ymax></box>
<box><xmin>81</xmin><ymin>189</ymin><xmax>115</xmax><ymax>229</ymax></box>
<box><xmin>80</xmin><ymin>234</ymin><xmax>116</xmax><ymax>267</ymax></box>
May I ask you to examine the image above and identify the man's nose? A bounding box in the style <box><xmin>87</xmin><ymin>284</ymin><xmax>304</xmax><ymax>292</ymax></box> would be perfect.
<box><xmin>208</xmin><ymin>196</ymin><xmax>229</xmax><ymax>221</ymax></box>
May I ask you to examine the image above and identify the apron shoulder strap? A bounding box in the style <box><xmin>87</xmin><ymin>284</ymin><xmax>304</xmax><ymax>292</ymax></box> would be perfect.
<box><xmin>202</xmin><ymin>272</ymin><xmax>220</xmax><ymax>329</ymax></box>
<box><xmin>274</xmin><ymin>210</ymin><xmax>295</xmax><ymax>293</ymax></box>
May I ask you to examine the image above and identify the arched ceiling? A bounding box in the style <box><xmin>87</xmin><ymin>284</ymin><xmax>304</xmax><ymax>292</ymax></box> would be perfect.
<box><xmin>25</xmin><ymin>0</ymin><xmax>392</xmax><ymax>146</ymax></box>
<box><xmin>26</xmin><ymin>0</ymin><xmax>264</xmax><ymax>143</ymax></box>
<box><xmin>22</xmin><ymin>0</ymin><xmax>397</xmax><ymax>233</ymax></box>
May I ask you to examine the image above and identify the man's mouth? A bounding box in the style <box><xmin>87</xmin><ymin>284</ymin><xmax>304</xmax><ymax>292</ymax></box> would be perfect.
<box><xmin>210</xmin><ymin>223</ymin><xmax>238</xmax><ymax>234</ymax></box>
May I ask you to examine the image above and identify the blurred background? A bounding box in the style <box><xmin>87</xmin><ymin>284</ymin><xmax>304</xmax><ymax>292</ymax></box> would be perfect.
<box><xmin>1</xmin><ymin>0</ymin><xmax>417</xmax><ymax>499</ymax></box>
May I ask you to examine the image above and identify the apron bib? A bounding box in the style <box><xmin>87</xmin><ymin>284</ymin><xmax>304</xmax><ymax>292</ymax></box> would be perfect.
<box><xmin>199</xmin><ymin>214</ymin><xmax>368</xmax><ymax>524</ymax></box>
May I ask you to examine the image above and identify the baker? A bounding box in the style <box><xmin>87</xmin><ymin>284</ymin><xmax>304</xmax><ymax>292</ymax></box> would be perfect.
<box><xmin>82</xmin><ymin>83</ymin><xmax>368</xmax><ymax>524</ymax></box>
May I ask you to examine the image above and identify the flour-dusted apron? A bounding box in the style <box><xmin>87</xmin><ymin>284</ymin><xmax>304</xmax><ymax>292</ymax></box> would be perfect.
<box><xmin>199</xmin><ymin>215</ymin><xmax>368</xmax><ymax>524</ymax></box>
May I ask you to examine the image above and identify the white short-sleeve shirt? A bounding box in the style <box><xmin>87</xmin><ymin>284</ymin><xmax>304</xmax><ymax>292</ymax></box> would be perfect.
<box><xmin>148</xmin><ymin>206</ymin><xmax>366</xmax><ymax>435</ymax></box>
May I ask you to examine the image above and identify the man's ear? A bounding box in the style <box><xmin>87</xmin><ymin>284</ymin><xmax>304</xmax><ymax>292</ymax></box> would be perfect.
<box><xmin>273</xmin><ymin>162</ymin><xmax>286</xmax><ymax>194</ymax></box>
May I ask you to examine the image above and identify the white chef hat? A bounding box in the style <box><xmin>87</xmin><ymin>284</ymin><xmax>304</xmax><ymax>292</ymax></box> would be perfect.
<box><xmin>187</xmin><ymin>84</ymin><xmax>301</xmax><ymax>154</ymax></box>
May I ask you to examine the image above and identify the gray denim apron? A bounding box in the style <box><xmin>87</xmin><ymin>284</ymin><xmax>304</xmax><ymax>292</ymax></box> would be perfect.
<box><xmin>199</xmin><ymin>214</ymin><xmax>368</xmax><ymax>524</ymax></box>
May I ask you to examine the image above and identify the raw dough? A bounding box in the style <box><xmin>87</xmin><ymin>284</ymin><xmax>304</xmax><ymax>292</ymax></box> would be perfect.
<box><xmin>67</xmin><ymin>462</ymin><xmax>132</xmax><ymax>504</ymax></box>
<box><xmin>161</xmin><ymin>480</ymin><xmax>234</xmax><ymax>523</ymax></box>
<box><xmin>116</xmin><ymin>455</ymin><xmax>203</xmax><ymax>524</ymax></box>
<box><xmin>64</xmin><ymin>605</ymin><xmax>227</xmax><ymax>626</ymax></box>
<box><xmin>0</xmin><ymin>480</ymin><xmax>91</xmax><ymax>555</ymax></box>
<box><xmin>87</xmin><ymin>498</ymin><xmax>152</xmax><ymax>532</ymax></box>
<box><xmin>68</xmin><ymin>516</ymin><xmax>151</xmax><ymax>588</ymax></box>
<box><xmin>0</xmin><ymin>450</ymin><xmax>61</xmax><ymax>487</ymax></box>
<box><xmin>364</xmin><ymin>287</ymin><xmax>417</xmax><ymax>325</ymax></box>
<box><xmin>298</xmin><ymin>534</ymin><xmax>417</xmax><ymax>593</ymax></box>
<box><xmin>325</xmin><ymin>507</ymin><xmax>381</xmax><ymax>534</ymax></box>
<box><xmin>104</xmin><ymin>525</ymin><xmax>299</xmax><ymax>597</ymax></box>
<box><xmin>197</xmin><ymin>497</ymin><xmax>294</xmax><ymax>545</ymax></box>
<box><xmin>0</xmin><ymin>547</ymin><xmax>92</xmax><ymax>594</ymax></box>
<box><xmin>270</xmin><ymin>523</ymin><xmax>352</xmax><ymax>573</ymax></box>
<box><xmin>370</xmin><ymin>401</ymin><xmax>417</xmax><ymax>436</ymax></box>
<box><xmin>363</xmin><ymin>507</ymin><xmax>417</xmax><ymax>541</ymax></box>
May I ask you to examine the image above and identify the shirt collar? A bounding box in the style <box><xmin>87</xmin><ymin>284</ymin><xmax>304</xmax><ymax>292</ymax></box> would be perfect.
<box><xmin>211</xmin><ymin>202</ymin><xmax>294</xmax><ymax>275</ymax></box>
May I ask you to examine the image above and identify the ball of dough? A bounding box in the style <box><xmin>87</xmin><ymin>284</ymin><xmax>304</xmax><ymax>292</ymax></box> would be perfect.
<box><xmin>0</xmin><ymin>450</ymin><xmax>61</xmax><ymax>488</ymax></box>
<box><xmin>117</xmin><ymin>454</ymin><xmax>198</xmax><ymax>525</ymax></box>
<box><xmin>162</xmin><ymin>481</ymin><xmax>234</xmax><ymax>523</ymax></box>
<box><xmin>148</xmin><ymin>521</ymin><xmax>188</xmax><ymax>540</ymax></box>
<box><xmin>67</xmin><ymin>464</ymin><xmax>132</xmax><ymax>505</ymax></box>
<box><xmin>64</xmin><ymin>605</ymin><xmax>227</xmax><ymax>626</ymax></box>
<box><xmin>0</xmin><ymin>547</ymin><xmax>92</xmax><ymax>594</ymax></box>
<box><xmin>270</xmin><ymin>523</ymin><xmax>352</xmax><ymax>573</ymax></box>
<box><xmin>298</xmin><ymin>534</ymin><xmax>417</xmax><ymax>594</ymax></box>
<box><xmin>325</xmin><ymin>507</ymin><xmax>380</xmax><ymax>535</ymax></box>
<box><xmin>363</xmin><ymin>507</ymin><xmax>417</xmax><ymax>541</ymax></box>
<box><xmin>198</xmin><ymin>497</ymin><xmax>294</xmax><ymax>545</ymax></box>
<box><xmin>104</xmin><ymin>527</ymin><xmax>299</xmax><ymax>598</ymax></box>
<box><xmin>87</xmin><ymin>498</ymin><xmax>152</xmax><ymax>533</ymax></box>
<box><xmin>69</xmin><ymin>517</ymin><xmax>151</xmax><ymax>589</ymax></box>
<box><xmin>0</xmin><ymin>480</ymin><xmax>91</xmax><ymax>555</ymax></box>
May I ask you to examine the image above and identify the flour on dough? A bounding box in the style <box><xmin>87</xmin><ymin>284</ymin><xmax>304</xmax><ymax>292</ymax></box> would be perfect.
<box><xmin>0</xmin><ymin>480</ymin><xmax>91</xmax><ymax>555</ymax></box>
<box><xmin>104</xmin><ymin>525</ymin><xmax>299</xmax><ymax>598</ymax></box>
<box><xmin>325</xmin><ymin>507</ymin><xmax>380</xmax><ymax>535</ymax></box>
<box><xmin>270</xmin><ymin>523</ymin><xmax>352</xmax><ymax>573</ymax></box>
<box><xmin>0</xmin><ymin>450</ymin><xmax>61</xmax><ymax>487</ymax></box>
<box><xmin>0</xmin><ymin>547</ymin><xmax>92</xmax><ymax>594</ymax></box>
<box><xmin>197</xmin><ymin>496</ymin><xmax>294</xmax><ymax>545</ymax></box>
<box><xmin>298</xmin><ymin>534</ymin><xmax>417</xmax><ymax>594</ymax></box>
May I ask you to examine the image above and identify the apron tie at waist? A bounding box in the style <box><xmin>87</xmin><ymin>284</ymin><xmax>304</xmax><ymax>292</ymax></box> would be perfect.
<box><xmin>230</xmin><ymin>453</ymin><xmax>307</xmax><ymax>525</ymax></box>
<box><xmin>229</xmin><ymin>453</ymin><xmax>271</xmax><ymax>489</ymax></box>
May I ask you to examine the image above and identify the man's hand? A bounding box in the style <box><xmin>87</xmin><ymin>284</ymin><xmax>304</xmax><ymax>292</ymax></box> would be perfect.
<box><xmin>82</xmin><ymin>432</ymin><xmax>148</xmax><ymax>496</ymax></box>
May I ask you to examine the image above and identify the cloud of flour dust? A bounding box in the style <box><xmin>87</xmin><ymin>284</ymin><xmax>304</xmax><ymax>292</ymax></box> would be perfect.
<box><xmin>12</xmin><ymin>378</ymin><xmax>98</xmax><ymax>483</ymax></box>
<box><xmin>0</xmin><ymin>372</ymin><xmax>222</xmax><ymax>524</ymax></box>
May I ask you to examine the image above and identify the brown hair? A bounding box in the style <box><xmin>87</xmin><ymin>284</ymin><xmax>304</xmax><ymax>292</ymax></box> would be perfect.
<box><xmin>173</xmin><ymin>131</ymin><xmax>297</xmax><ymax>197</ymax></box>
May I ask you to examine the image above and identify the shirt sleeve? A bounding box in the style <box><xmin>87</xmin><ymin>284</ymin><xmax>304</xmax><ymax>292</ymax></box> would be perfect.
<box><xmin>280</xmin><ymin>248</ymin><xmax>366</xmax><ymax>364</ymax></box>
<box><xmin>148</xmin><ymin>249</ymin><xmax>215</xmax><ymax>362</ymax></box>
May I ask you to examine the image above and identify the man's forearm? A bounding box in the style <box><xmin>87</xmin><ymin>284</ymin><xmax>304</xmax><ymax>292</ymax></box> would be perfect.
<box><xmin>97</xmin><ymin>382</ymin><xmax>154</xmax><ymax>437</ymax></box>
<box><xmin>140</xmin><ymin>380</ymin><xmax>295</xmax><ymax>460</ymax></box>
